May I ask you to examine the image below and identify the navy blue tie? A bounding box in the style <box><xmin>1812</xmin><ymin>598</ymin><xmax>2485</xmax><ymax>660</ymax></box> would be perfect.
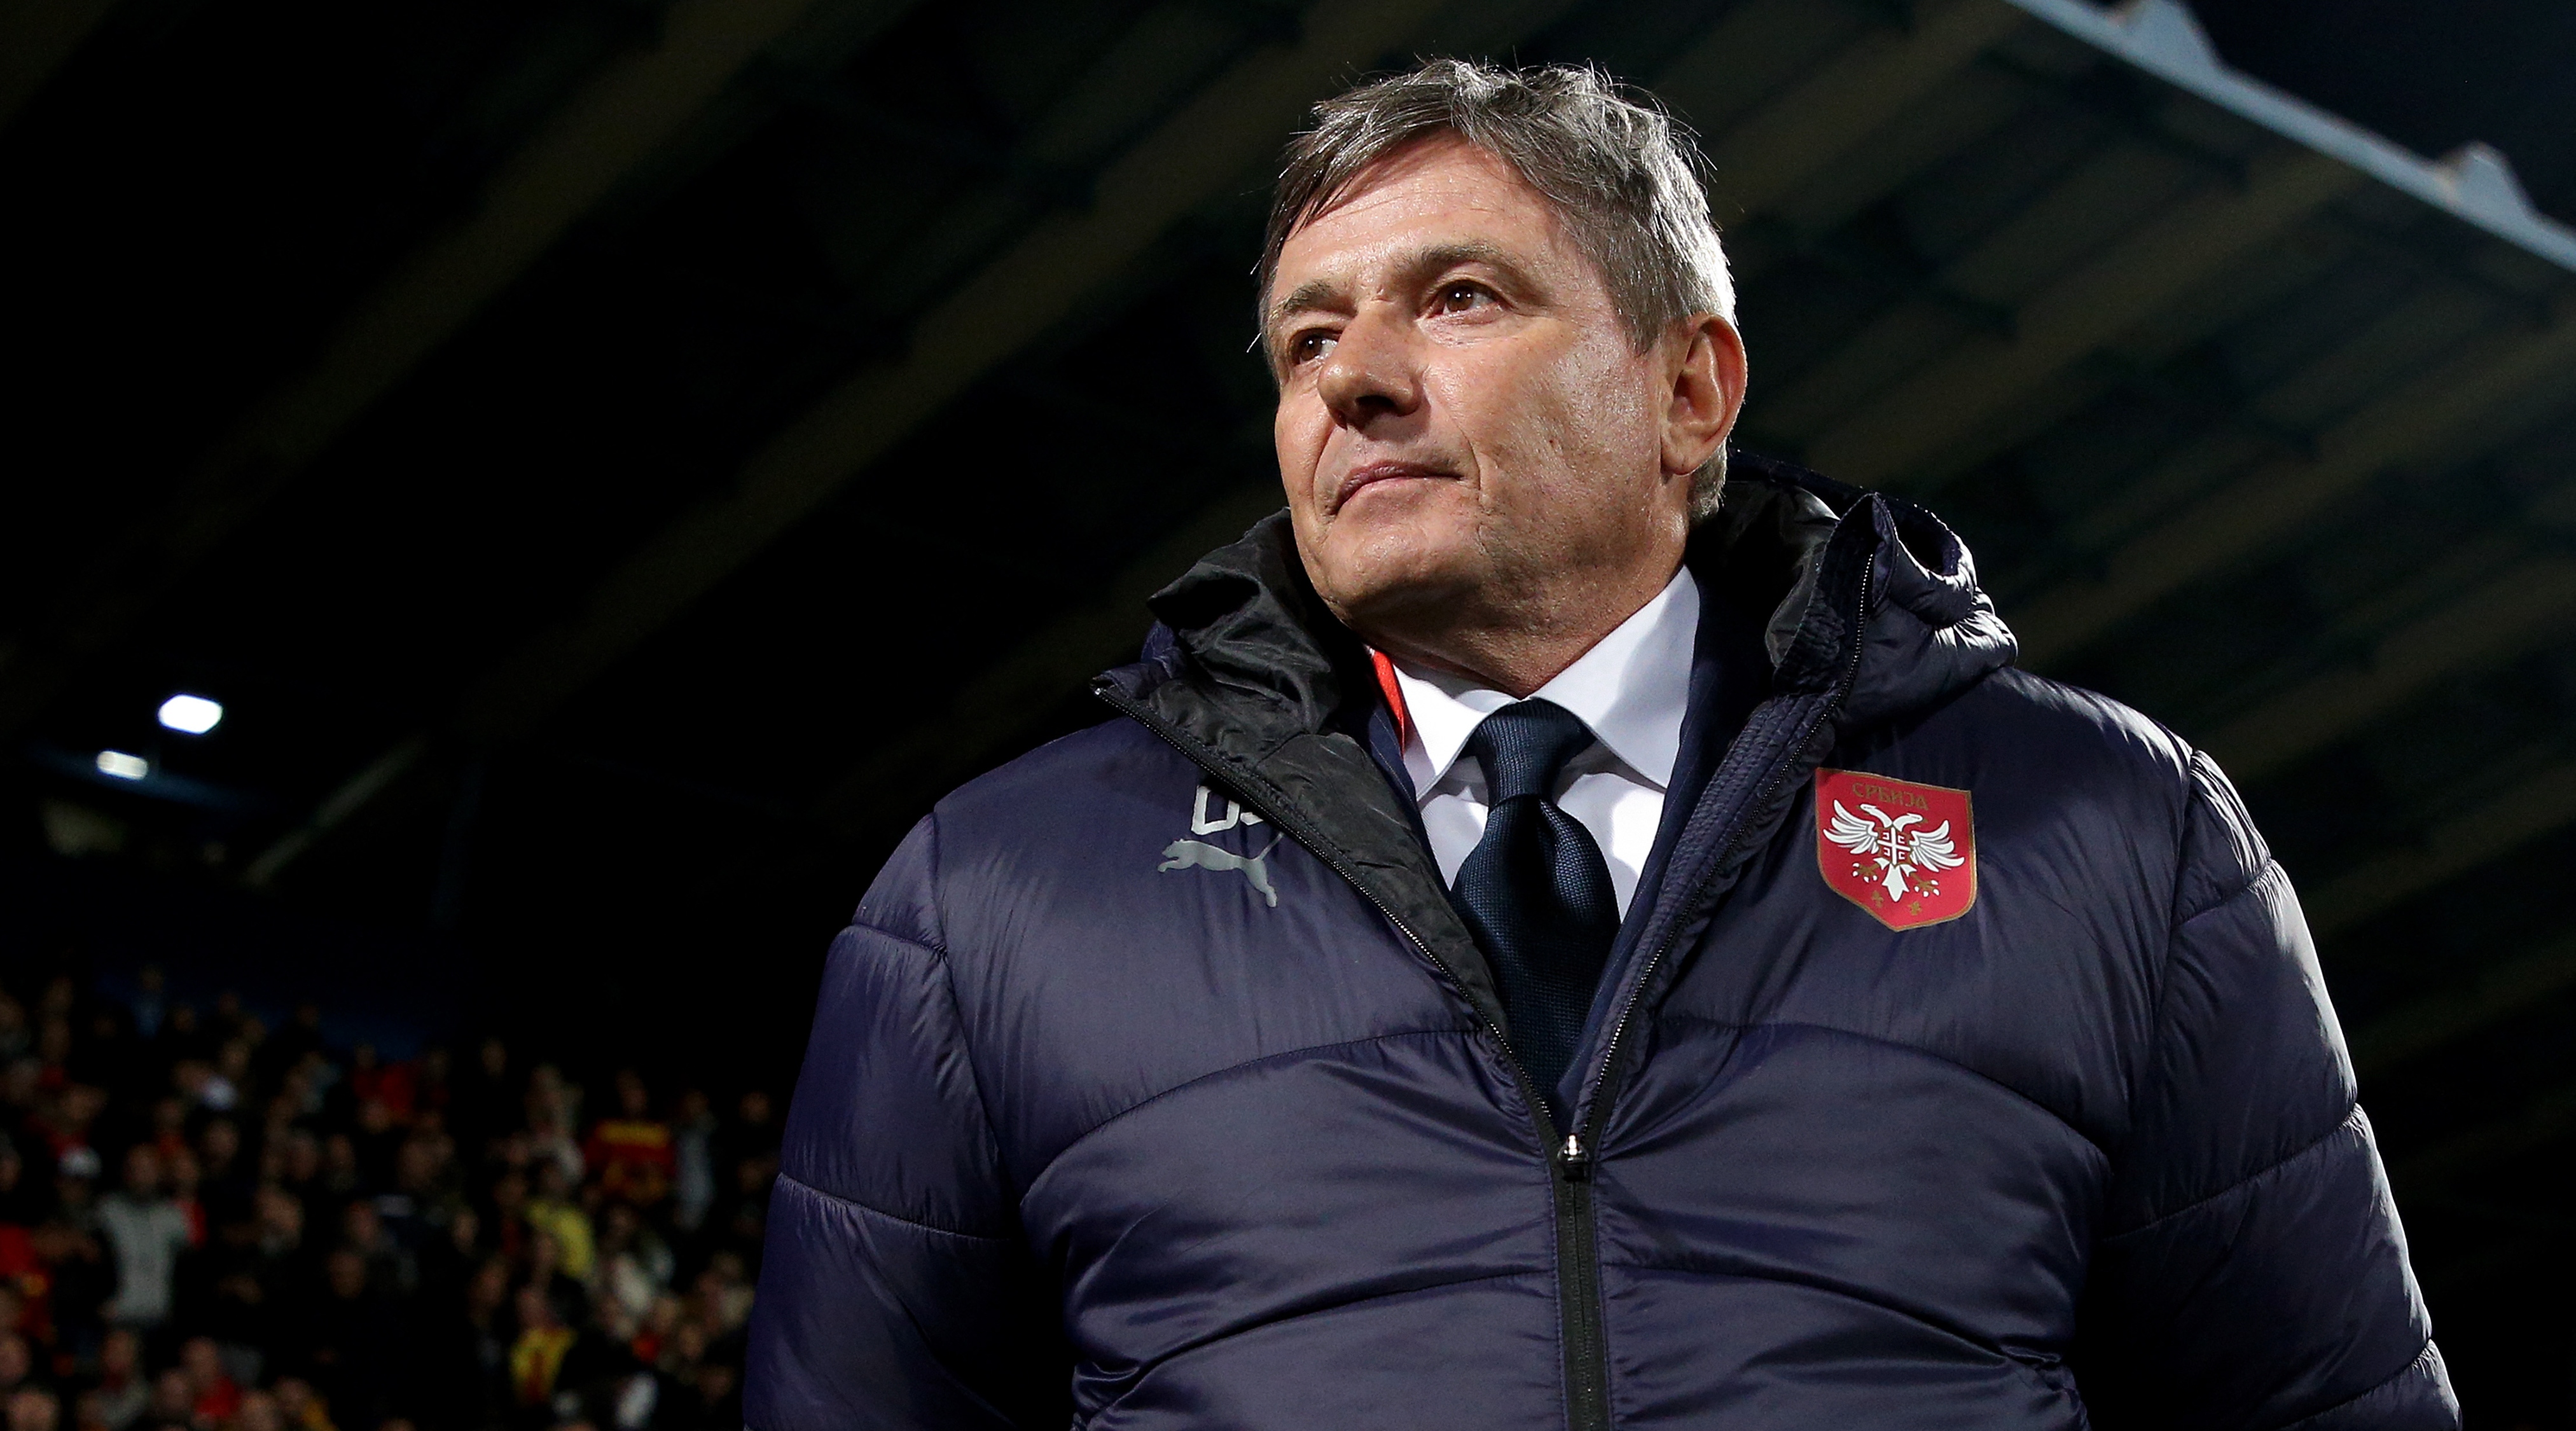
<box><xmin>1451</xmin><ymin>699</ymin><xmax>1618</xmax><ymax>1121</ymax></box>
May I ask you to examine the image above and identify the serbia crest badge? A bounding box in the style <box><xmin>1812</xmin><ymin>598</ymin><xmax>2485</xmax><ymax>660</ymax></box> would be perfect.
<box><xmin>1815</xmin><ymin>768</ymin><xmax>1977</xmax><ymax>930</ymax></box>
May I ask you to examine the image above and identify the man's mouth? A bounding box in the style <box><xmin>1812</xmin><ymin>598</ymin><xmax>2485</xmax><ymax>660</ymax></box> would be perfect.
<box><xmin>1329</xmin><ymin>460</ymin><xmax>1452</xmax><ymax>515</ymax></box>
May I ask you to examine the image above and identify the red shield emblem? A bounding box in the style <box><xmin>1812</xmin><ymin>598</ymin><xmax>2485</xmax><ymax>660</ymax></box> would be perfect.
<box><xmin>1815</xmin><ymin>769</ymin><xmax>1977</xmax><ymax>930</ymax></box>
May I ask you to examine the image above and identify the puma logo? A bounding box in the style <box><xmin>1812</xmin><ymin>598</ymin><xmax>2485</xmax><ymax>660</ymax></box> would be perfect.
<box><xmin>1159</xmin><ymin>834</ymin><xmax>1284</xmax><ymax>908</ymax></box>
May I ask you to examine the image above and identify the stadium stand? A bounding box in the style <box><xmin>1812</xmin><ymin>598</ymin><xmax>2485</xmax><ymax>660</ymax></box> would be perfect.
<box><xmin>0</xmin><ymin>965</ymin><xmax>771</xmax><ymax>1431</ymax></box>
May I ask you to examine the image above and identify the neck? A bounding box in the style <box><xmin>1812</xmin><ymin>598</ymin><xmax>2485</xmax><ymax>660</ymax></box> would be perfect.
<box><xmin>1366</xmin><ymin>554</ymin><xmax>1681</xmax><ymax>698</ymax></box>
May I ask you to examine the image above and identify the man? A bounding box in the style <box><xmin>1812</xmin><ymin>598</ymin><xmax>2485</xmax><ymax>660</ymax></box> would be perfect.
<box><xmin>582</xmin><ymin>1070</ymin><xmax>676</xmax><ymax>1210</ymax></box>
<box><xmin>747</xmin><ymin>61</ymin><xmax>2453</xmax><ymax>1430</ymax></box>
<box><xmin>94</xmin><ymin>1146</ymin><xmax>191</xmax><ymax>1334</ymax></box>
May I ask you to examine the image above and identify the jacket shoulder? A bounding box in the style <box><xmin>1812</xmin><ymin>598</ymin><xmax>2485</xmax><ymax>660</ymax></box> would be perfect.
<box><xmin>932</xmin><ymin>714</ymin><xmax>1196</xmax><ymax>834</ymax></box>
<box><xmin>844</xmin><ymin>717</ymin><xmax>1187</xmax><ymax>937</ymax></box>
<box><xmin>896</xmin><ymin>714</ymin><xmax>1219</xmax><ymax>944</ymax></box>
<box><xmin>1951</xmin><ymin>667</ymin><xmax>2267</xmax><ymax>917</ymax></box>
<box><xmin>1965</xmin><ymin>667</ymin><xmax>2194</xmax><ymax>781</ymax></box>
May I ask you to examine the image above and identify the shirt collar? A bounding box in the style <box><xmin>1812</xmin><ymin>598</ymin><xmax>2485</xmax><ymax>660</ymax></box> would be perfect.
<box><xmin>1387</xmin><ymin>566</ymin><xmax>1700</xmax><ymax>798</ymax></box>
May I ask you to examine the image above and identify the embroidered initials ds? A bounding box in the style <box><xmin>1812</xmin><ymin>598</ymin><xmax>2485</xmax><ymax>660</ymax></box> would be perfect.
<box><xmin>1815</xmin><ymin>769</ymin><xmax>1977</xmax><ymax>930</ymax></box>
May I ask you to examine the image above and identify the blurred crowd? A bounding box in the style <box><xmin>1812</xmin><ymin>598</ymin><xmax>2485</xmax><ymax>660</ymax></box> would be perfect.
<box><xmin>0</xmin><ymin>965</ymin><xmax>781</xmax><ymax>1431</ymax></box>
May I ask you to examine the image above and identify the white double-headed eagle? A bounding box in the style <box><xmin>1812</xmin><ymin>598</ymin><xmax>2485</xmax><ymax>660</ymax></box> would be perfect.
<box><xmin>1824</xmin><ymin>799</ymin><xmax>1964</xmax><ymax>902</ymax></box>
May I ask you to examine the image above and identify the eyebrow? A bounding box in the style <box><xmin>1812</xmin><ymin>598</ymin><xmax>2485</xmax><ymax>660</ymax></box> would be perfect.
<box><xmin>1263</xmin><ymin>240</ymin><xmax>1536</xmax><ymax>342</ymax></box>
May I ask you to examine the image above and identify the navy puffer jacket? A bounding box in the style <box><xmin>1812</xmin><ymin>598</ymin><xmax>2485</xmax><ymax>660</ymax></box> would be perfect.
<box><xmin>747</xmin><ymin>460</ymin><xmax>2455</xmax><ymax>1430</ymax></box>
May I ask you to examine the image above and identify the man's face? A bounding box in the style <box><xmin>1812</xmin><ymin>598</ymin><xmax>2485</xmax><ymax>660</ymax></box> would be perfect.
<box><xmin>1265</xmin><ymin>135</ymin><xmax>1710</xmax><ymax>654</ymax></box>
<box><xmin>121</xmin><ymin>1147</ymin><xmax>158</xmax><ymax>1196</ymax></box>
<box><xmin>326</xmin><ymin>1248</ymin><xmax>366</xmax><ymax>1299</ymax></box>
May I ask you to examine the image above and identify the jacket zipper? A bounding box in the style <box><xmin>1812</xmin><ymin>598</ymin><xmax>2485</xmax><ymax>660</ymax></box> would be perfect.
<box><xmin>1556</xmin><ymin>550</ymin><xmax>1874</xmax><ymax>1431</ymax></box>
<box><xmin>1095</xmin><ymin>539</ymin><xmax>1872</xmax><ymax>1431</ymax></box>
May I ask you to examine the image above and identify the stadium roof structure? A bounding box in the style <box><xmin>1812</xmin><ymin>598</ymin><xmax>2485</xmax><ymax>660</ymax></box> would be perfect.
<box><xmin>4</xmin><ymin>0</ymin><xmax>2574</xmax><ymax>1403</ymax></box>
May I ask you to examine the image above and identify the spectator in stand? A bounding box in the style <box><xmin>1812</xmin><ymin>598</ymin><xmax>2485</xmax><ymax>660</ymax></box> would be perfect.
<box><xmin>660</xmin><ymin>1346</ymin><xmax>738</xmax><ymax>1431</ymax></box>
<box><xmin>507</xmin><ymin>1285</ymin><xmax>572</xmax><ymax>1422</ymax></box>
<box><xmin>518</xmin><ymin>1235</ymin><xmax>584</xmax><ymax>1338</ymax></box>
<box><xmin>125</xmin><ymin>973</ymin><xmax>163</xmax><ymax>1046</ymax></box>
<box><xmin>82</xmin><ymin>1328</ymin><xmax>145</xmax><ymax>1431</ymax></box>
<box><xmin>282</xmin><ymin>1251</ymin><xmax>392</xmax><ymax>1429</ymax></box>
<box><xmin>95</xmin><ymin>1148</ymin><xmax>191</xmax><ymax>1336</ymax></box>
<box><xmin>551</xmin><ymin>1296</ymin><xmax>649</xmax><ymax>1430</ymax></box>
<box><xmin>520</xmin><ymin>1166</ymin><xmax>591</xmax><ymax>1285</ymax></box>
<box><xmin>149</xmin><ymin>1009</ymin><xmax>199</xmax><ymax>1083</ymax></box>
<box><xmin>202</xmin><ymin>1044</ymin><xmax>249</xmax><ymax>1119</ymax></box>
<box><xmin>520</xmin><ymin>1071</ymin><xmax>581</xmax><ymax>1192</ymax></box>
<box><xmin>0</xmin><ymin>1139</ymin><xmax>31</xmax><ymax>1229</ymax></box>
<box><xmin>50</xmin><ymin>1152</ymin><xmax>100</xmax><ymax>1240</ymax></box>
<box><xmin>664</xmin><ymin>1095</ymin><xmax>713</xmax><ymax>1241</ymax></box>
<box><xmin>0</xmin><ymin>1069</ymin><xmax>32</xmax><ymax>1148</ymax></box>
<box><xmin>229</xmin><ymin>1390</ymin><xmax>282</xmax><ymax>1431</ymax></box>
<box><xmin>199</xmin><ymin>1182</ymin><xmax>300</xmax><ymax>1356</ymax></box>
<box><xmin>484</xmin><ymin>1166</ymin><xmax>530</xmax><ymax>1271</ymax></box>
<box><xmin>411</xmin><ymin>1205</ymin><xmax>477</xmax><ymax>1324</ymax></box>
<box><xmin>192</xmin><ymin>1123</ymin><xmax>251</xmax><ymax>1234</ymax></box>
<box><xmin>580</xmin><ymin>1075</ymin><xmax>671</xmax><ymax>1213</ymax></box>
<box><xmin>336</xmin><ymin>1202</ymin><xmax>406</xmax><ymax>1301</ymax></box>
<box><xmin>312</xmin><ymin>1140</ymin><xmax>359</xmax><ymax>1215</ymax></box>
<box><xmin>33</xmin><ymin>1023</ymin><xmax>69</xmax><ymax>1098</ymax></box>
<box><xmin>19</xmin><ymin>1222</ymin><xmax>100</xmax><ymax>1360</ymax></box>
<box><xmin>5</xmin><ymin>1386</ymin><xmax>57</xmax><ymax>1431</ymax></box>
<box><xmin>345</xmin><ymin>1047</ymin><xmax>415</xmax><ymax>1127</ymax></box>
<box><xmin>684</xmin><ymin>1255</ymin><xmax>751</xmax><ymax>1347</ymax></box>
<box><xmin>137</xmin><ymin>1369</ymin><xmax>190</xmax><ymax>1431</ymax></box>
<box><xmin>267</xmin><ymin>1378</ymin><xmax>328</xmax><ymax>1431</ymax></box>
<box><xmin>27</xmin><ymin>1089</ymin><xmax>106</xmax><ymax>1191</ymax></box>
<box><xmin>0</xmin><ymin>1334</ymin><xmax>37</xmax><ymax>1399</ymax></box>
<box><xmin>267</xmin><ymin>1135</ymin><xmax>319</xmax><ymax>1237</ymax></box>
<box><xmin>176</xmin><ymin>1338</ymin><xmax>238</xmax><ymax>1426</ymax></box>
<box><xmin>141</xmin><ymin>1105</ymin><xmax>186</xmax><ymax>1175</ymax></box>
<box><xmin>385</xmin><ymin>1128</ymin><xmax>455</xmax><ymax>1253</ymax></box>
<box><xmin>160</xmin><ymin>1154</ymin><xmax>203</xmax><ymax>1257</ymax></box>
<box><xmin>591</xmin><ymin>1206</ymin><xmax>670</xmax><ymax>1329</ymax></box>
<box><xmin>411</xmin><ymin>1049</ymin><xmax>451</xmax><ymax>1134</ymax></box>
<box><xmin>347</xmin><ymin>1100</ymin><xmax>401</xmax><ymax>1199</ymax></box>
<box><xmin>0</xmin><ymin>1202</ymin><xmax>53</xmax><ymax>1342</ymax></box>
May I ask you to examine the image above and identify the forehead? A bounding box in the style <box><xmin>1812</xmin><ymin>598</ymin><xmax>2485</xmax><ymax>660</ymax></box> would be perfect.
<box><xmin>1272</xmin><ymin>135</ymin><xmax>1579</xmax><ymax>293</ymax></box>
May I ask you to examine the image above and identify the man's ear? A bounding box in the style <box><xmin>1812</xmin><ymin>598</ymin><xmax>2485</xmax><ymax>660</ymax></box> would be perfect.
<box><xmin>1660</xmin><ymin>315</ymin><xmax>1747</xmax><ymax>477</ymax></box>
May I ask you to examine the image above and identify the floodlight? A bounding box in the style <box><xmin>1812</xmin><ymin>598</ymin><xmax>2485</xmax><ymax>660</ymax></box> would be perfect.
<box><xmin>96</xmin><ymin>750</ymin><xmax>149</xmax><ymax>780</ymax></box>
<box><xmin>158</xmin><ymin>693</ymin><xmax>223</xmax><ymax>734</ymax></box>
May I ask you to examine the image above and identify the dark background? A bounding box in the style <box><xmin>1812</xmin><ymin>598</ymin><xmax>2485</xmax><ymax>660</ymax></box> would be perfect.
<box><xmin>3</xmin><ymin>0</ymin><xmax>2572</xmax><ymax>1420</ymax></box>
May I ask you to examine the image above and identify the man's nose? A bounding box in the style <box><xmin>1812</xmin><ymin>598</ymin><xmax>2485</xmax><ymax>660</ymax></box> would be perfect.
<box><xmin>1316</xmin><ymin>307</ymin><xmax>1420</xmax><ymax>426</ymax></box>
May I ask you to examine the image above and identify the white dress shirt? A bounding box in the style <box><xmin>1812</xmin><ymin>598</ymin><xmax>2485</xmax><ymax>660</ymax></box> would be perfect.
<box><xmin>1387</xmin><ymin>568</ymin><xmax>1700</xmax><ymax>916</ymax></box>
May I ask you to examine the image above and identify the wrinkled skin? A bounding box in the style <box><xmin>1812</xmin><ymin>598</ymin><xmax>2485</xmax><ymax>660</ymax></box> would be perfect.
<box><xmin>1266</xmin><ymin>134</ymin><xmax>1746</xmax><ymax>695</ymax></box>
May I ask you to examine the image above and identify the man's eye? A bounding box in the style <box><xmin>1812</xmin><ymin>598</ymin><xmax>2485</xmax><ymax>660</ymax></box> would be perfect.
<box><xmin>1290</xmin><ymin>330</ymin><xmax>1337</xmax><ymax>364</ymax></box>
<box><xmin>1434</xmin><ymin>282</ymin><xmax>1493</xmax><ymax>314</ymax></box>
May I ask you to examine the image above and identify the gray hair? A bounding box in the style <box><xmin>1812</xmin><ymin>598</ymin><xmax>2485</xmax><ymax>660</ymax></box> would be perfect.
<box><xmin>1260</xmin><ymin>59</ymin><xmax>1736</xmax><ymax>512</ymax></box>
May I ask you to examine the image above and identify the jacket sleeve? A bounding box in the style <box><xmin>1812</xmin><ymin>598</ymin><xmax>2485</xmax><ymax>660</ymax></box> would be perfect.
<box><xmin>2077</xmin><ymin>750</ymin><xmax>2456</xmax><ymax>1430</ymax></box>
<box><xmin>745</xmin><ymin>815</ymin><xmax>1070</xmax><ymax>1430</ymax></box>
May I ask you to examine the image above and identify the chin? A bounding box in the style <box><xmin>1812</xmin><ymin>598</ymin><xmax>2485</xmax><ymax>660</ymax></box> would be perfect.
<box><xmin>1313</xmin><ymin>532</ymin><xmax>1481</xmax><ymax>631</ymax></box>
